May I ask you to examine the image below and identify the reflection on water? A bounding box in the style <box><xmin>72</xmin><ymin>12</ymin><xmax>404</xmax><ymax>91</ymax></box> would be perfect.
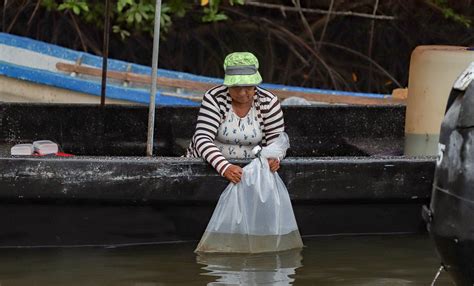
<box><xmin>197</xmin><ymin>249</ymin><xmax>302</xmax><ymax>285</ymax></box>
<box><xmin>0</xmin><ymin>235</ymin><xmax>454</xmax><ymax>285</ymax></box>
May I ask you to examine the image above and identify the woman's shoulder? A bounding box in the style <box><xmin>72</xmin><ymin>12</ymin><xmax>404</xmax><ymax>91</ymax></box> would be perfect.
<box><xmin>205</xmin><ymin>85</ymin><xmax>228</xmax><ymax>98</ymax></box>
<box><xmin>256</xmin><ymin>86</ymin><xmax>279</xmax><ymax>107</ymax></box>
<box><xmin>202</xmin><ymin>85</ymin><xmax>229</xmax><ymax>106</ymax></box>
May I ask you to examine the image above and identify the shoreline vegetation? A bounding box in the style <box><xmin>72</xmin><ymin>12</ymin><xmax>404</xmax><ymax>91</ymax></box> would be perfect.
<box><xmin>1</xmin><ymin>0</ymin><xmax>473</xmax><ymax>94</ymax></box>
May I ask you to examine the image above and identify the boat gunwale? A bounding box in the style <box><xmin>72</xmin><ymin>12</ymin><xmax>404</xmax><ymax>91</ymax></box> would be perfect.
<box><xmin>0</xmin><ymin>155</ymin><xmax>435</xmax><ymax>163</ymax></box>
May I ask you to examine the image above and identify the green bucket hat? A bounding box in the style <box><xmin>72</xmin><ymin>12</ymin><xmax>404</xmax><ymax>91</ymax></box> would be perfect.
<box><xmin>223</xmin><ymin>52</ymin><xmax>262</xmax><ymax>87</ymax></box>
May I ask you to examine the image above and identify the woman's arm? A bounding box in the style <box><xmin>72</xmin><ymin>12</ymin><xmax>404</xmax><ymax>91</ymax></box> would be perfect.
<box><xmin>192</xmin><ymin>90</ymin><xmax>231</xmax><ymax>176</ymax></box>
<box><xmin>261</xmin><ymin>92</ymin><xmax>285</xmax><ymax>146</ymax></box>
<box><xmin>258</xmin><ymin>89</ymin><xmax>286</xmax><ymax>167</ymax></box>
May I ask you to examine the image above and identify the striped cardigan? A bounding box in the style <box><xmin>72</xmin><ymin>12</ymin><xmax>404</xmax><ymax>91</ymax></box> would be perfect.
<box><xmin>186</xmin><ymin>85</ymin><xmax>285</xmax><ymax>176</ymax></box>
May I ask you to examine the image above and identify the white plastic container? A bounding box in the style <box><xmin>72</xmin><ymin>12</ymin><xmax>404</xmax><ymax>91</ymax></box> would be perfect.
<box><xmin>10</xmin><ymin>143</ymin><xmax>34</xmax><ymax>155</ymax></box>
<box><xmin>405</xmin><ymin>46</ymin><xmax>474</xmax><ymax>155</ymax></box>
<box><xmin>33</xmin><ymin>140</ymin><xmax>58</xmax><ymax>155</ymax></box>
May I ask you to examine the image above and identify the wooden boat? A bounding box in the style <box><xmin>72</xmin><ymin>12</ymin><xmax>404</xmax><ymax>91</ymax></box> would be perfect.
<box><xmin>0</xmin><ymin>102</ymin><xmax>434</xmax><ymax>247</ymax></box>
<box><xmin>0</xmin><ymin>32</ymin><xmax>405</xmax><ymax>106</ymax></box>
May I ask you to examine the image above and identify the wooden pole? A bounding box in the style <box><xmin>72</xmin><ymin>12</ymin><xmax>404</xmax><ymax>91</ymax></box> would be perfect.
<box><xmin>100</xmin><ymin>0</ymin><xmax>112</xmax><ymax>106</ymax></box>
<box><xmin>146</xmin><ymin>0</ymin><xmax>162</xmax><ymax>156</ymax></box>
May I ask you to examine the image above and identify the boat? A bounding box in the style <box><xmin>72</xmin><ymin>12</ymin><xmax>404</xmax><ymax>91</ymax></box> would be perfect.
<box><xmin>0</xmin><ymin>32</ymin><xmax>405</xmax><ymax>106</ymax></box>
<box><xmin>425</xmin><ymin>62</ymin><xmax>474</xmax><ymax>285</ymax></box>
<box><xmin>0</xmin><ymin>102</ymin><xmax>435</xmax><ymax>247</ymax></box>
<box><xmin>0</xmin><ymin>33</ymin><xmax>429</xmax><ymax>248</ymax></box>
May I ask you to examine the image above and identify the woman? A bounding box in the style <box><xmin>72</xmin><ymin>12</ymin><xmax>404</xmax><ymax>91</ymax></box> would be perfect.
<box><xmin>186</xmin><ymin>52</ymin><xmax>285</xmax><ymax>184</ymax></box>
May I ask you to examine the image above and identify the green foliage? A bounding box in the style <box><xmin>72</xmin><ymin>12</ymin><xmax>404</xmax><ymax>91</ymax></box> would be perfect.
<box><xmin>431</xmin><ymin>0</ymin><xmax>471</xmax><ymax>28</ymax></box>
<box><xmin>112</xmin><ymin>25</ymin><xmax>131</xmax><ymax>40</ymax></box>
<box><xmin>41</xmin><ymin>0</ymin><xmax>58</xmax><ymax>11</ymax></box>
<box><xmin>160</xmin><ymin>4</ymin><xmax>173</xmax><ymax>33</ymax></box>
<box><xmin>229</xmin><ymin>0</ymin><xmax>245</xmax><ymax>5</ymax></box>
<box><xmin>117</xmin><ymin>0</ymin><xmax>133</xmax><ymax>12</ymax></box>
<box><xmin>167</xmin><ymin>0</ymin><xmax>190</xmax><ymax>18</ymax></box>
<box><xmin>201</xmin><ymin>0</ymin><xmax>244</xmax><ymax>22</ymax></box>
<box><xmin>57</xmin><ymin>0</ymin><xmax>89</xmax><ymax>15</ymax></box>
<box><xmin>39</xmin><ymin>0</ymin><xmax>245</xmax><ymax>40</ymax></box>
<box><xmin>202</xmin><ymin>0</ymin><xmax>228</xmax><ymax>22</ymax></box>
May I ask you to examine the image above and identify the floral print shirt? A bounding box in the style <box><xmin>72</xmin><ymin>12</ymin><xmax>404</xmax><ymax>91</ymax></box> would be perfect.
<box><xmin>214</xmin><ymin>105</ymin><xmax>263</xmax><ymax>159</ymax></box>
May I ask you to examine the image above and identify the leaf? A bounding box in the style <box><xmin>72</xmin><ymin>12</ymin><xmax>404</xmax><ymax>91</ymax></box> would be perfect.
<box><xmin>73</xmin><ymin>5</ymin><xmax>81</xmax><ymax>15</ymax></box>
<box><xmin>121</xmin><ymin>30</ymin><xmax>131</xmax><ymax>39</ymax></box>
<box><xmin>127</xmin><ymin>14</ymin><xmax>134</xmax><ymax>24</ymax></box>
<box><xmin>213</xmin><ymin>13</ymin><xmax>228</xmax><ymax>21</ymax></box>
<box><xmin>112</xmin><ymin>25</ymin><xmax>131</xmax><ymax>40</ymax></box>
<box><xmin>229</xmin><ymin>0</ymin><xmax>245</xmax><ymax>5</ymax></box>
<box><xmin>431</xmin><ymin>0</ymin><xmax>471</xmax><ymax>28</ymax></box>
<box><xmin>135</xmin><ymin>12</ymin><xmax>142</xmax><ymax>23</ymax></box>
<box><xmin>117</xmin><ymin>1</ymin><xmax>126</xmax><ymax>12</ymax></box>
<box><xmin>161</xmin><ymin>14</ymin><xmax>171</xmax><ymax>24</ymax></box>
<box><xmin>79</xmin><ymin>3</ymin><xmax>89</xmax><ymax>12</ymax></box>
<box><xmin>57</xmin><ymin>3</ymin><xmax>68</xmax><ymax>11</ymax></box>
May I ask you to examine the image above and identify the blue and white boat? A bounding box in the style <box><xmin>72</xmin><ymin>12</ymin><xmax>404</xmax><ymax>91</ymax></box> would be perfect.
<box><xmin>0</xmin><ymin>33</ymin><xmax>402</xmax><ymax>106</ymax></box>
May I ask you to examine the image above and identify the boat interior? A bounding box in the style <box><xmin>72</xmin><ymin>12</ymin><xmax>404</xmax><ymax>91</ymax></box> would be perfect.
<box><xmin>0</xmin><ymin>103</ymin><xmax>405</xmax><ymax>158</ymax></box>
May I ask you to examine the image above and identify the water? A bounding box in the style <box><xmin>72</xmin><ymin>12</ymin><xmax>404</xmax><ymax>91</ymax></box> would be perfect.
<box><xmin>195</xmin><ymin>231</ymin><xmax>303</xmax><ymax>253</ymax></box>
<box><xmin>431</xmin><ymin>265</ymin><xmax>446</xmax><ymax>286</ymax></box>
<box><xmin>0</xmin><ymin>235</ymin><xmax>454</xmax><ymax>285</ymax></box>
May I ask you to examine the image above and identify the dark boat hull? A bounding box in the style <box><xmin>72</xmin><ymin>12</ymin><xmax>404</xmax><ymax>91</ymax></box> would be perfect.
<box><xmin>0</xmin><ymin>103</ymin><xmax>434</xmax><ymax>247</ymax></box>
<box><xmin>0</xmin><ymin>156</ymin><xmax>434</xmax><ymax>247</ymax></box>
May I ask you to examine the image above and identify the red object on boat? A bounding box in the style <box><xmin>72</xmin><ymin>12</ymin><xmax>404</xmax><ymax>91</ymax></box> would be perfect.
<box><xmin>32</xmin><ymin>152</ymin><xmax>74</xmax><ymax>157</ymax></box>
<box><xmin>55</xmin><ymin>152</ymin><xmax>74</xmax><ymax>157</ymax></box>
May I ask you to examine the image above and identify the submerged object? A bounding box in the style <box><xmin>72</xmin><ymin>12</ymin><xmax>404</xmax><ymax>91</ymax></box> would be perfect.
<box><xmin>426</xmin><ymin>62</ymin><xmax>474</xmax><ymax>285</ymax></box>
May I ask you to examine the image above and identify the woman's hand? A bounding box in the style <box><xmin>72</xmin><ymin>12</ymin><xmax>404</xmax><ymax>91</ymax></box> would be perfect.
<box><xmin>224</xmin><ymin>164</ymin><xmax>243</xmax><ymax>184</ymax></box>
<box><xmin>268</xmin><ymin>158</ymin><xmax>280</xmax><ymax>172</ymax></box>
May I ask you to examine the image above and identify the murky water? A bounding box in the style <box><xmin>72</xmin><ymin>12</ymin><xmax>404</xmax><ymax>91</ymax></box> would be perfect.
<box><xmin>0</xmin><ymin>235</ymin><xmax>454</xmax><ymax>285</ymax></box>
<box><xmin>195</xmin><ymin>230</ymin><xmax>303</xmax><ymax>253</ymax></box>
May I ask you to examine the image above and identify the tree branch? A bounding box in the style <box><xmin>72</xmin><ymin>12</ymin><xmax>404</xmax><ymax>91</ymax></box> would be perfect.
<box><xmin>318</xmin><ymin>0</ymin><xmax>334</xmax><ymax>50</ymax></box>
<box><xmin>69</xmin><ymin>12</ymin><xmax>88</xmax><ymax>52</ymax></box>
<box><xmin>245</xmin><ymin>1</ymin><xmax>396</xmax><ymax>20</ymax></box>
<box><xmin>367</xmin><ymin>0</ymin><xmax>380</xmax><ymax>92</ymax></box>
<box><xmin>27</xmin><ymin>0</ymin><xmax>41</xmax><ymax>26</ymax></box>
<box><xmin>320</xmin><ymin>41</ymin><xmax>402</xmax><ymax>88</ymax></box>
<box><xmin>2</xmin><ymin>0</ymin><xmax>8</xmax><ymax>32</ymax></box>
<box><xmin>7</xmin><ymin>0</ymin><xmax>28</xmax><ymax>33</ymax></box>
<box><xmin>292</xmin><ymin>0</ymin><xmax>318</xmax><ymax>50</ymax></box>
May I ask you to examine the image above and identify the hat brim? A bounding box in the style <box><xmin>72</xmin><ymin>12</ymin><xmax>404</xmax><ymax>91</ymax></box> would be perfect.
<box><xmin>223</xmin><ymin>72</ymin><xmax>262</xmax><ymax>87</ymax></box>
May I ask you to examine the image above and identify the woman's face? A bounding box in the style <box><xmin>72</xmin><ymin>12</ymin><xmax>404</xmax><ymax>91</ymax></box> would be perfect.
<box><xmin>228</xmin><ymin>86</ymin><xmax>256</xmax><ymax>105</ymax></box>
